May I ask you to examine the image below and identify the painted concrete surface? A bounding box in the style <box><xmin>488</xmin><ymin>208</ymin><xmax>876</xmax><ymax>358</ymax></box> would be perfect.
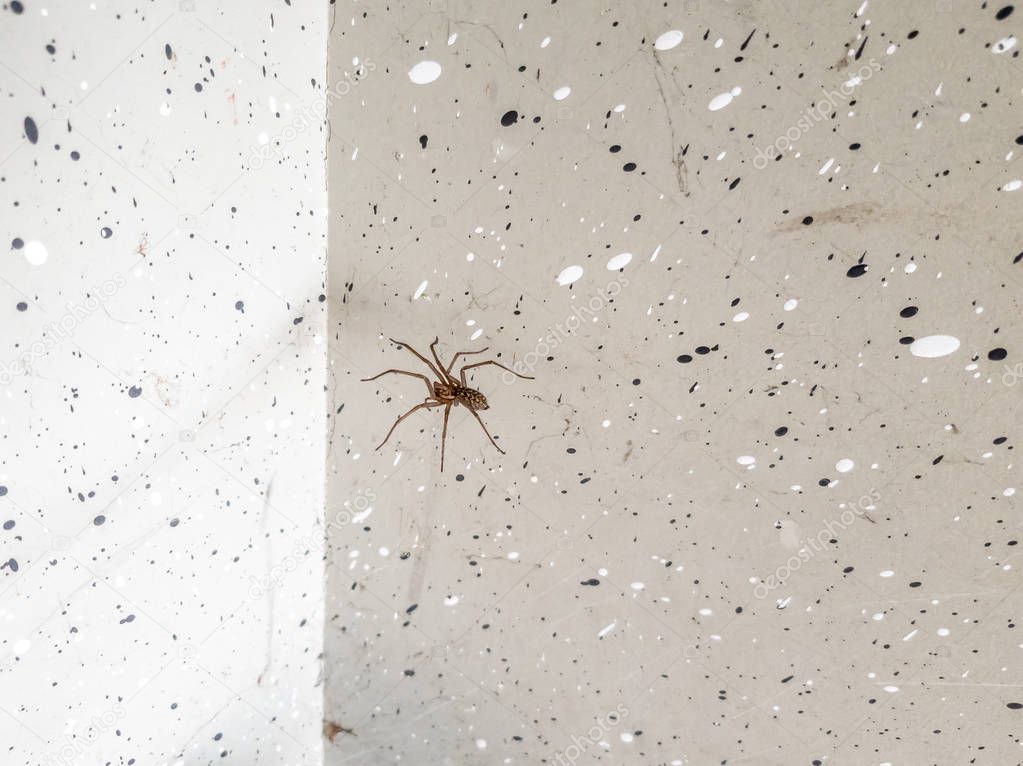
<box><xmin>1</xmin><ymin>1</ymin><xmax>325</xmax><ymax>764</ymax></box>
<box><xmin>328</xmin><ymin>1</ymin><xmax>1022</xmax><ymax>764</ymax></box>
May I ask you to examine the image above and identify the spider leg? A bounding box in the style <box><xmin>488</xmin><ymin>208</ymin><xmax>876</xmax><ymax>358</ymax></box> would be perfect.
<box><xmin>374</xmin><ymin>399</ymin><xmax>444</xmax><ymax>451</ymax></box>
<box><xmin>388</xmin><ymin>338</ymin><xmax>443</xmax><ymax>380</ymax></box>
<box><xmin>466</xmin><ymin>406</ymin><xmax>505</xmax><ymax>455</ymax></box>
<box><xmin>428</xmin><ymin>337</ymin><xmax>456</xmax><ymax>383</ymax></box>
<box><xmin>445</xmin><ymin>347</ymin><xmax>490</xmax><ymax>376</ymax></box>
<box><xmin>440</xmin><ymin>402</ymin><xmax>452</xmax><ymax>472</ymax></box>
<box><xmin>361</xmin><ymin>368</ymin><xmax>434</xmax><ymax>397</ymax></box>
<box><xmin>460</xmin><ymin>359</ymin><xmax>535</xmax><ymax>386</ymax></box>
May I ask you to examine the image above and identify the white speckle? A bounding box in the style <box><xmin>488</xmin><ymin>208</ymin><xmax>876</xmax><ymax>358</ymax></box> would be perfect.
<box><xmin>378</xmin><ymin>547</ymin><xmax>390</xmax><ymax>557</ymax></box>
<box><xmin>873</xmin><ymin>612</ymin><xmax>885</xmax><ymax>621</ymax></box>
<box><xmin>937</xmin><ymin>628</ymin><xmax>950</xmax><ymax>637</ymax></box>
<box><xmin>601</xmin><ymin>419</ymin><xmax>611</xmax><ymax>428</ymax></box>
<box><xmin>408</xmin><ymin>60</ymin><xmax>442</xmax><ymax>85</ymax></box>
<box><xmin>783</xmin><ymin>298</ymin><xmax>798</xmax><ymax>311</ymax></box>
<box><xmin>1002</xmin><ymin>179</ymin><xmax>1022</xmax><ymax>192</ymax></box>
<box><xmin>654</xmin><ymin>30</ymin><xmax>684</xmax><ymax>51</ymax></box>
<box><xmin>910</xmin><ymin>335</ymin><xmax>960</xmax><ymax>358</ymax></box>
<box><xmin>613</xmin><ymin>103</ymin><xmax>626</xmax><ymax>113</ymax></box>
<box><xmin>856</xmin><ymin>0</ymin><xmax>868</xmax><ymax>15</ymax></box>
<box><xmin>698</xmin><ymin>608</ymin><xmax>713</xmax><ymax>616</ymax></box>
<box><xmin>606</xmin><ymin>252</ymin><xmax>632</xmax><ymax>270</ymax></box>
<box><xmin>475</xmin><ymin>739</ymin><xmax>487</xmax><ymax>750</ymax></box>
<box><xmin>993</xmin><ymin>35</ymin><xmax>1017</xmax><ymax>54</ymax></box>
<box><xmin>819</xmin><ymin>157</ymin><xmax>835</xmax><ymax>175</ymax></box>
<box><xmin>708</xmin><ymin>88</ymin><xmax>740</xmax><ymax>111</ymax></box>
<box><xmin>880</xmin><ymin>570</ymin><xmax>894</xmax><ymax>577</ymax></box>
<box><xmin>466</xmin><ymin>252</ymin><xmax>475</xmax><ymax>262</ymax></box>
<box><xmin>553</xmin><ymin>86</ymin><xmax>572</xmax><ymax>100</ymax></box>
<box><xmin>447</xmin><ymin>33</ymin><xmax>458</xmax><ymax>45</ymax></box>
<box><xmin>732</xmin><ymin>311</ymin><xmax>749</xmax><ymax>322</ymax></box>
<box><xmin>444</xmin><ymin>595</ymin><xmax>460</xmax><ymax>606</ymax></box>
<box><xmin>835</xmin><ymin>458</ymin><xmax>855</xmax><ymax>473</ymax></box>
<box><xmin>597</xmin><ymin>621</ymin><xmax>617</xmax><ymax>638</ymax></box>
<box><xmin>883</xmin><ymin>685</ymin><xmax>899</xmax><ymax>693</ymax></box>
<box><xmin>620</xmin><ymin>732</ymin><xmax>634</xmax><ymax>743</ymax></box>
<box><xmin>556</xmin><ymin>265</ymin><xmax>584</xmax><ymax>286</ymax></box>
<box><xmin>902</xmin><ymin>629</ymin><xmax>917</xmax><ymax>641</ymax></box>
<box><xmin>1005</xmin><ymin>488</ymin><xmax>1016</xmax><ymax>497</ymax></box>
<box><xmin>540</xmin><ymin>36</ymin><xmax>551</xmax><ymax>48</ymax></box>
<box><xmin>151</xmin><ymin>492</ymin><xmax>162</xmax><ymax>507</ymax></box>
<box><xmin>905</xmin><ymin>262</ymin><xmax>917</xmax><ymax>273</ymax></box>
<box><xmin>413</xmin><ymin>280</ymin><xmax>429</xmax><ymax>300</ymax></box>
<box><xmin>23</xmin><ymin>240</ymin><xmax>48</xmax><ymax>265</ymax></box>
<box><xmin>959</xmin><ymin>112</ymin><xmax>971</xmax><ymax>122</ymax></box>
<box><xmin>737</xmin><ymin>455</ymin><xmax>756</xmax><ymax>466</ymax></box>
<box><xmin>507</xmin><ymin>551</ymin><xmax>519</xmax><ymax>560</ymax></box>
<box><xmin>159</xmin><ymin>102</ymin><xmax>172</xmax><ymax>116</ymax></box>
<box><xmin>12</xmin><ymin>639</ymin><xmax>30</xmax><ymax>655</ymax></box>
<box><xmin>630</xmin><ymin>582</ymin><xmax>645</xmax><ymax>590</ymax></box>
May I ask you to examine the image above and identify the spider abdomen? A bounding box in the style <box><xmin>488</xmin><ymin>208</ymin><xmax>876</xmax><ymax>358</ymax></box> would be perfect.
<box><xmin>455</xmin><ymin>386</ymin><xmax>489</xmax><ymax>410</ymax></box>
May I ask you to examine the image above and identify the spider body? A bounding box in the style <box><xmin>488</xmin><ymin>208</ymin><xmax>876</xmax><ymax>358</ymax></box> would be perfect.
<box><xmin>362</xmin><ymin>337</ymin><xmax>531</xmax><ymax>471</ymax></box>
<box><xmin>434</xmin><ymin>383</ymin><xmax>488</xmax><ymax>411</ymax></box>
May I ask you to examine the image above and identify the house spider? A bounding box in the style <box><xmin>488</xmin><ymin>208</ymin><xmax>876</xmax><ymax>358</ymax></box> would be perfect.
<box><xmin>362</xmin><ymin>337</ymin><xmax>533</xmax><ymax>471</ymax></box>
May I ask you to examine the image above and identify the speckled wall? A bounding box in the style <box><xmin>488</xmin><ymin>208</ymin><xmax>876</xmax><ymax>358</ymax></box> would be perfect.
<box><xmin>2</xmin><ymin>1</ymin><xmax>325</xmax><ymax>764</ymax></box>
<box><xmin>327</xmin><ymin>1</ymin><xmax>1022</xmax><ymax>764</ymax></box>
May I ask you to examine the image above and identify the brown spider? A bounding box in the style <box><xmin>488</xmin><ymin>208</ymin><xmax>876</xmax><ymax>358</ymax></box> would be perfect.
<box><xmin>362</xmin><ymin>337</ymin><xmax>533</xmax><ymax>471</ymax></box>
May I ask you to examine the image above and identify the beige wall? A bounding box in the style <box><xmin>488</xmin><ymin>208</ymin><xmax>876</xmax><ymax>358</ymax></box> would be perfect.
<box><xmin>327</xmin><ymin>2</ymin><xmax>1022</xmax><ymax>763</ymax></box>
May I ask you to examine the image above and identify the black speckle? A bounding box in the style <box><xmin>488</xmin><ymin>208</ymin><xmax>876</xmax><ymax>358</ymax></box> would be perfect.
<box><xmin>128</xmin><ymin>385</ymin><xmax>142</xmax><ymax>398</ymax></box>
<box><xmin>100</xmin><ymin>227</ymin><xmax>113</xmax><ymax>239</ymax></box>
<box><xmin>419</xmin><ymin>134</ymin><xmax>428</xmax><ymax>149</ymax></box>
<box><xmin>622</xmin><ymin>162</ymin><xmax>637</xmax><ymax>172</ymax></box>
<box><xmin>580</xmin><ymin>578</ymin><xmax>600</xmax><ymax>586</ymax></box>
<box><xmin>23</xmin><ymin>116</ymin><xmax>38</xmax><ymax>144</ymax></box>
<box><xmin>802</xmin><ymin>216</ymin><xmax>813</xmax><ymax>225</ymax></box>
<box><xmin>996</xmin><ymin>5</ymin><xmax>1014</xmax><ymax>20</ymax></box>
<box><xmin>677</xmin><ymin>354</ymin><xmax>692</xmax><ymax>363</ymax></box>
<box><xmin>12</xmin><ymin>238</ymin><xmax>23</xmax><ymax>250</ymax></box>
<box><xmin>899</xmin><ymin>306</ymin><xmax>918</xmax><ymax>318</ymax></box>
<box><xmin>1008</xmin><ymin>702</ymin><xmax>1023</xmax><ymax>710</ymax></box>
<box><xmin>846</xmin><ymin>264</ymin><xmax>869</xmax><ymax>278</ymax></box>
<box><xmin>10</xmin><ymin>1</ymin><xmax>24</xmax><ymax>14</ymax></box>
<box><xmin>194</xmin><ymin>82</ymin><xmax>203</xmax><ymax>92</ymax></box>
<box><xmin>93</xmin><ymin>515</ymin><xmax>106</xmax><ymax>526</ymax></box>
<box><xmin>609</xmin><ymin>144</ymin><xmax>621</xmax><ymax>153</ymax></box>
<box><xmin>774</xmin><ymin>426</ymin><xmax>788</xmax><ymax>436</ymax></box>
<box><xmin>165</xmin><ymin>43</ymin><xmax>173</xmax><ymax>59</ymax></box>
<box><xmin>500</xmin><ymin>110</ymin><xmax>518</xmax><ymax>127</ymax></box>
<box><xmin>16</xmin><ymin>302</ymin><xmax>27</xmax><ymax>311</ymax></box>
<box><xmin>234</xmin><ymin>300</ymin><xmax>245</xmax><ymax>313</ymax></box>
<box><xmin>989</xmin><ymin>348</ymin><xmax>1007</xmax><ymax>361</ymax></box>
<box><xmin>2</xmin><ymin>520</ymin><xmax>14</xmax><ymax>531</ymax></box>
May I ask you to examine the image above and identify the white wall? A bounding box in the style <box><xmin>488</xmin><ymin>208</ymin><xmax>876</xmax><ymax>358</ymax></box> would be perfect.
<box><xmin>0</xmin><ymin>2</ymin><xmax>325</xmax><ymax>763</ymax></box>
